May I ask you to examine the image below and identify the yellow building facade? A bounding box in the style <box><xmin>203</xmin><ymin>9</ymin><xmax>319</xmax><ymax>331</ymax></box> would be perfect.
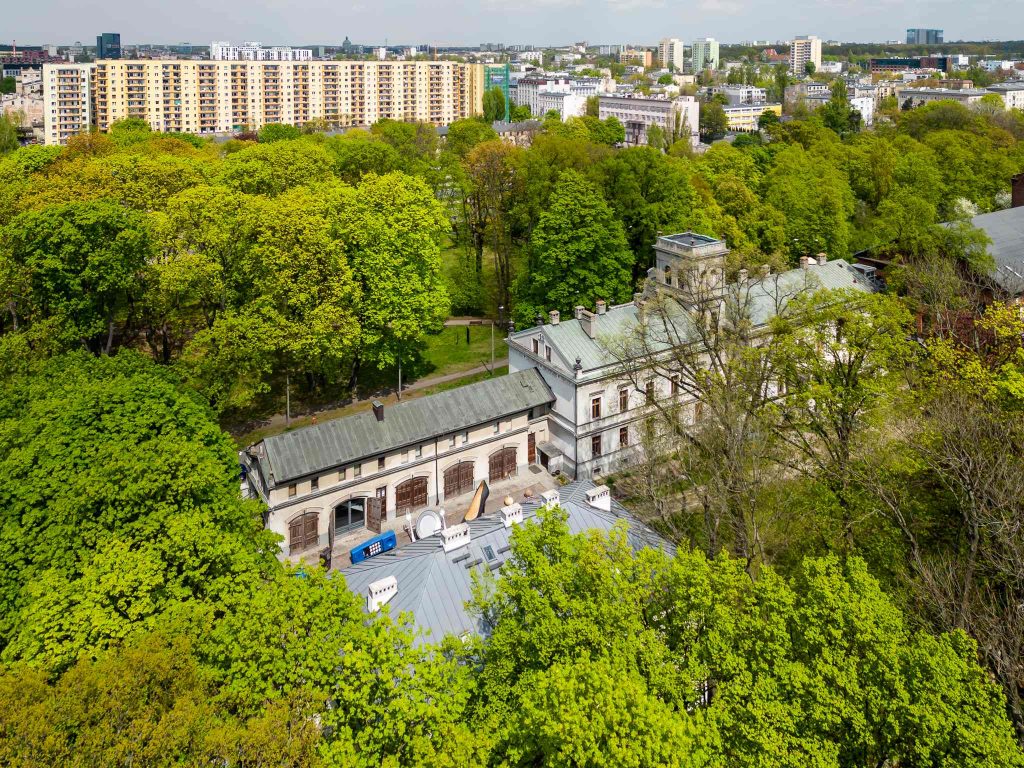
<box><xmin>45</xmin><ymin>59</ymin><xmax>485</xmax><ymax>144</ymax></box>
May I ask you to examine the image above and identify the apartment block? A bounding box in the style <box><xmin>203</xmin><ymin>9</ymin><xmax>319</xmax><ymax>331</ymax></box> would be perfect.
<box><xmin>44</xmin><ymin>59</ymin><xmax>485</xmax><ymax>144</ymax></box>
<box><xmin>658</xmin><ymin>38</ymin><xmax>686</xmax><ymax>71</ymax></box>
<box><xmin>598</xmin><ymin>94</ymin><xmax>699</xmax><ymax>148</ymax></box>
<box><xmin>43</xmin><ymin>63</ymin><xmax>94</xmax><ymax>146</ymax></box>
<box><xmin>691</xmin><ymin>38</ymin><xmax>719</xmax><ymax>72</ymax></box>
<box><xmin>789</xmin><ymin>35</ymin><xmax>822</xmax><ymax>75</ymax></box>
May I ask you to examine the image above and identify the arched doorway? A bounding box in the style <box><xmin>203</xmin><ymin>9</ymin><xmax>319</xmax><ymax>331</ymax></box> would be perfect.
<box><xmin>334</xmin><ymin>498</ymin><xmax>366</xmax><ymax>535</ymax></box>
<box><xmin>488</xmin><ymin>447</ymin><xmax>517</xmax><ymax>483</ymax></box>
<box><xmin>288</xmin><ymin>510</ymin><xmax>319</xmax><ymax>555</ymax></box>
<box><xmin>443</xmin><ymin>461</ymin><xmax>475</xmax><ymax>500</ymax></box>
<box><xmin>395</xmin><ymin>476</ymin><xmax>428</xmax><ymax>515</ymax></box>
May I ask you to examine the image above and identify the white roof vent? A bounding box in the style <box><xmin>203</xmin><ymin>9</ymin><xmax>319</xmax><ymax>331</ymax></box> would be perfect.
<box><xmin>367</xmin><ymin>575</ymin><xmax>398</xmax><ymax>612</ymax></box>
<box><xmin>585</xmin><ymin>484</ymin><xmax>611</xmax><ymax>512</ymax></box>
<box><xmin>540</xmin><ymin>489</ymin><xmax>560</xmax><ymax>508</ymax></box>
<box><xmin>500</xmin><ymin>502</ymin><xmax>523</xmax><ymax>528</ymax></box>
<box><xmin>440</xmin><ymin>522</ymin><xmax>471</xmax><ymax>552</ymax></box>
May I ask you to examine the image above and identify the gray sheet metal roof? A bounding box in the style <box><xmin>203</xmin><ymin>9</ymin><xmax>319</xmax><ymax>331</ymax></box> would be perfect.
<box><xmin>259</xmin><ymin>368</ymin><xmax>553</xmax><ymax>485</ymax></box>
<box><xmin>338</xmin><ymin>480</ymin><xmax>674</xmax><ymax>643</ymax></box>
<box><xmin>510</xmin><ymin>259</ymin><xmax>874</xmax><ymax>378</ymax></box>
<box><xmin>963</xmin><ymin>206</ymin><xmax>1024</xmax><ymax>296</ymax></box>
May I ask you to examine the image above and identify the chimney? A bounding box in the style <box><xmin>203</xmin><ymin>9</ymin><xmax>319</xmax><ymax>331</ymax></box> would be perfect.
<box><xmin>595</xmin><ymin>300</ymin><xmax>607</xmax><ymax>315</ymax></box>
<box><xmin>760</xmin><ymin>264</ymin><xmax>771</xmax><ymax>277</ymax></box>
<box><xmin>440</xmin><ymin>522</ymin><xmax>471</xmax><ymax>552</ymax></box>
<box><xmin>738</xmin><ymin>268</ymin><xmax>748</xmax><ymax>283</ymax></box>
<box><xmin>549</xmin><ymin>309</ymin><xmax>560</xmax><ymax>325</ymax></box>
<box><xmin>574</xmin><ymin>305</ymin><xmax>585</xmax><ymax>320</ymax></box>
<box><xmin>367</xmin><ymin>576</ymin><xmax>398</xmax><ymax>612</ymax></box>
<box><xmin>585</xmin><ymin>484</ymin><xmax>611</xmax><ymax>512</ymax></box>
<box><xmin>540</xmin><ymin>489</ymin><xmax>560</xmax><ymax>507</ymax></box>
<box><xmin>579</xmin><ymin>309</ymin><xmax>597</xmax><ymax>339</ymax></box>
<box><xmin>816</xmin><ymin>252</ymin><xmax>827</xmax><ymax>266</ymax></box>
<box><xmin>1012</xmin><ymin>172</ymin><xmax>1024</xmax><ymax>208</ymax></box>
<box><xmin>372</xmin><ymin>400</ymin><xmax>384</xmax><ymax>422</ymax></box>
<box><xmin>499</xmin><ymin>502</ymin><xmax>523</xmax><ymax>528</ymax></box>
<box><xmin>799</xmin><ymin>256</ymin><xmax>810</xmax><ymax>270</ymax></box>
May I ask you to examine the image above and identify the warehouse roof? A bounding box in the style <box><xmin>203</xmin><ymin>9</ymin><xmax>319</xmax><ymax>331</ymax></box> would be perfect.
<box><xmin>254</xmin><ymin>368</ymin><xmax>553</xmax><ymax>486</ymax></box>
<box><xmin>339</xmin><ymin>480</ymin><xmax>674</xmax><ymax>643</ymax></box>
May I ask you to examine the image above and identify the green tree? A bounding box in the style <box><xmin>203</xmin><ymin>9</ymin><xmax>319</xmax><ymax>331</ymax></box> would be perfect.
<box><xmin>257</xmin><ymin>122</ymin><xmax>302</xmax><ymax>143</ymax></box>
<box><xmin>220</xmin><ymin>139</ymin><xmax>335</xmax><ymax>195</ymax></box>
<box><xmin>516</xmin><ymin>169</ymin><xmax>634</xmax><ymax>321</ymax></box>
<box><xmin>325</xmin><ymin>131</ymin><xmax>400</xmax><ymax>183</ymax></box>
<box><xmin>335</xmin><ymin>172</ymin><xmax>449</xmax><ymax>375</ymax></box>
<box><xmin>585</xmin><ymin>94</ymin><xmax>600</xmax><ymax>117</ymax></box>
<box><xmin>445</xmin><ymin>118</ymin><xmax>498</xmax><ymax>159</ymax></box>
<box><xmin>0</xmin><ymin>77</ymin><xmax>14</xmax><ymax>95</ymax></box>
<box><xmin>0</xmin><ymin>352</ymin><xmax>276</xmax><ymax>668</ymax></box>
<box><xmin>483</xmin><ymin>86</ymin><xmax>507</xmax><ymax>122</ymax></box>
<box><xmin>699</xmin><ymin>101</ymin><xmax>728</xmax><ymax>142</ymax></box>
<box><xmin>0</xmin><ymin>114</ymin><xmax>17</xmax><ymax>155</ymax></box>
<box><xmin>819</xmin><ymin>78</ymin><xmax>862</xmax><ymax>137</ymax></box>
<box><xmin>3</xmin><ymin>199</ymin><xmax>151</xmax><ymax>354</ymax></box>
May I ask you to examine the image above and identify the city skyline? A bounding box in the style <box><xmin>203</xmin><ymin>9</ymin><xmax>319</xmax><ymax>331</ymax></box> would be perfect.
<box><xmin>4</xmin><ymin>0</ymin><xmax>1022</xmax><ymax>49</ymax></box>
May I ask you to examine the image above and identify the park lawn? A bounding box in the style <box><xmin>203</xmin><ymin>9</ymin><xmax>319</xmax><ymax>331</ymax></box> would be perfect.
<box><xmin>422</xmin><ymin>323</ymin><xmax>509</xmax><ymax>376</ymax></box>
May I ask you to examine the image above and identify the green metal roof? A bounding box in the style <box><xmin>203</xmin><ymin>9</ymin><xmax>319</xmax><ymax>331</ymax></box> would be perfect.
<box><xmin>258</xmin><ymin>368</ymin><xmax>554</xmax><ymax>486</ymax></box>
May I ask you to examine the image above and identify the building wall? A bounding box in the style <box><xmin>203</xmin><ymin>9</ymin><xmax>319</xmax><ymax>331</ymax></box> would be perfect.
<box><xmin>44</xmin><ymin>59</ymin><xmax>485</xmax><ymax>144</ymax></box>
<box><xmin>692</xmin><ymin>39</ymin><xmax>719</xmax><ymax>72</ymax></box>
<box><xmin>42</xmin><ymin>63</ymin><xmax>93</xmax><ymax>145</ymax></box>
<box><xmin>598</xmin><ymin>95</ymin><xmax>699</xmax><ymax>148</ymax></box>
<box><xmin>723</xmin><ymin>103</ymin><xmax>781</xmax><ymax>132</ymax></box>
<box><xmin>658</xmin><ymin>38</ymin><xmax>685</xmax><ymax>71</ymax></box>
<box><xmin>789</xmin><ymin>36</ymin><xmax>822</xmax><ymax>75</ymax></box>
<box><xmin>261</xmin><ymin>409</ymin><xmax>550</xmax><ymax>559</ymax></box>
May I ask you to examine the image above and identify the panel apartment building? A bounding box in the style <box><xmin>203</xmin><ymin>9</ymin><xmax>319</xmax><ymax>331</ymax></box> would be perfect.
<box><xmin>44</xmin><ymin>59</ymin><xmax>485</xmax><ymax>145</ymax></box>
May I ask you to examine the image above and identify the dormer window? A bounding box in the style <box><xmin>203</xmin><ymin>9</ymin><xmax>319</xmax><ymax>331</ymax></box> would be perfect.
<box><xmin>532</xmin><ymin>338</ymin><xmax>540</xmax><ymax>354</ymax></box>
<box><xmin>545</xmin><ymin>345</ymin><xmax>552</xmax><ymax>362</ymax></box>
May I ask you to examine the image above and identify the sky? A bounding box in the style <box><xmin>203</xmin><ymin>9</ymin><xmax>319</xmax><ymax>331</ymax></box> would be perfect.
<box><xmin>5</xmin><ymin>0</ymin><xmax>1018</xmax><ymax>48</ymax></box>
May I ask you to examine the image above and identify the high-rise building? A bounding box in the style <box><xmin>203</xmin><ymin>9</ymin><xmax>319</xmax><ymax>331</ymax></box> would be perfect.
<box><xmin>658</xmin><ymin>38</ymin><xmax>685</xmax><ymax>71</ymax></box>
<box><xmin>789</xmin><ymin>35</ymin><xmax>822</xmax><ymax>75</ymax></box>
<box><xmin>210</xmin><ymin>40</ymin><xmax>313</xmax><ymax>61</ymax></box>
<box><xmin>43</xmin><ymin>62</ymin><xmax>94</xmax><ymax>145</ymax></box>
<box><xmin>96</xmin><ymin>32</ymin><xmax>121</xmax><ymax>59</ymax></box>
<box><xmin>44</xmin><ymin>59</ymin><xmax>485</xmax><ymax>145</ymax></box>
<box><xmin>691</xmin><ymin>38</ymin><xmax>719</xmax><ymax>72</ymax></box>
<box><xmin>906</xmin><ymin>28</ymin><xmax>943</xmax><ymax>45</ymax></box>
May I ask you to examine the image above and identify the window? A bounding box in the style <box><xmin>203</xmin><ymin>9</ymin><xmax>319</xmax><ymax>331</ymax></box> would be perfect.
<box><xmin>619</xmin><ymin>388</ymin><xmax>629</xmax><ymax>411</ymax></box>
<box><xmin>288</xmin><ymin>484</ymin><xmax>297</xmax><ymax>498</ymax></box>
<box><xmin>619</xmin><ymin>426</ymin><xmax>629</xmax><ymax>447</ymax></box>
<box><xmin>532</xmin><ymin>338</ymin><xmax>539</xmax><ymax>354</ymax></box>
<box><xmin>494</xmin><ymin>422</ymin><xmax>500</xmax><ymax>434</ymax></box>
<box><xmin>311</xmin><ymin>477</ymin><xmax>319</xmax><ymax>491</ymax></box>
<box><xmin>377</xmin><ymin>457</ymin><xmax>385</xmax><ymax>471</ymax></box>
<box><xmin>461</xmin><ymin>431</ymin><xmax>469</xmax><ymax>445</ymax></box>
<box><xmin>354</xmin><ymin>463</ymin><xmax>362</xmax><ymax>478</ymax></box>
<box><xmin>645</xmin><ymin>380</ymin><xmax>655</xmax><ymax>403</ymax></box>
<box><xmin>415</xmin><ymin>445</ymin><xmax>423</xmax><ymax>459</ymax></box>
<box><xmin>449</xmin><ymin>434</ymin><xmax>456</xmax><ymax>448</ymax></box>
<box><xmin>545</xmin><ymin>346</ymin><xmax>552</xmax><ymax>362</ymax></box>
<box><xmin>339</xmin><ymin>468</ymin><xmax>347</xmax><ymax>481</ymax></box>
<box><xmin>482</xmin><ymin>545</ymin><xmax>496</xmax><ymax>561</ymax></box>
<box><xmin>591</xmin><ymin>396</ymin><xmax>602</xmax><ymax>419</ymax></box>
<box><xmin>591</xmin><ymin>434</ymin><xmax>603</xmax><ymax>458</ymax></box>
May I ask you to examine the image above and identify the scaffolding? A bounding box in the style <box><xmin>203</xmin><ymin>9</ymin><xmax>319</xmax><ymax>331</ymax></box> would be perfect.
<box><xmin>483</xmin><ymin>62</ymin><xmax>511</xmax><ymax>122</ymax></box>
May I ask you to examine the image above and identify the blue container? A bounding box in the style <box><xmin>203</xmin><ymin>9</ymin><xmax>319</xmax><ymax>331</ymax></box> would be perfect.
<box><xmin>350</xmin><ymin>530</ymin><xmax>398</xmax><ymax>564</ymax></box>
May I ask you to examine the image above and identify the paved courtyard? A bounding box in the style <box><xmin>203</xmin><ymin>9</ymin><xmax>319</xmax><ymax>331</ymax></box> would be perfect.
<box><xmin>327</xmin><ymin>465</ymin><xmax>559</xmax><ymax>570</ymax></box>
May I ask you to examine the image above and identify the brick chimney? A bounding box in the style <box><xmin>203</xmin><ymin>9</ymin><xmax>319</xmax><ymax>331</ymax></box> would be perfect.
<box><xmin>595</xmin><ymin>300</ymin><xmax>607</xmax><ymax>315</ymax></box>
<box><xmin>372</xmin><ymin>400</ymin><xmax>384</xmax><ymax>422</ymax></box>
<box><xmin>579</xmin><ymin>309</ymin><xmax>597</xmax><ymax>339</ymax></box>
<box><xmin>800</xmin><ymin>256</ymin><xmax>810</xmax><ymax>270</ymax></box>
<box><xmin>816</xmin><ymin>253</ymin><xmax>827</xmax><ymax>266</ymax></box>
<box><xmin>1012</xmin><ymin>172</ymin><xmax>1024</xmax><ymax>208</ymax></box>
<box><xmin>549</xmin><ymin>309</ymin><xmax>560</xmax><ymax>325</ymax></box>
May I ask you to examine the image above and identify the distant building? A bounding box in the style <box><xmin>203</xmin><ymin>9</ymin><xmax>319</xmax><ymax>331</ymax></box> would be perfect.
<box><xmin>96</xmin><ymin>32</ymin><xmax>121</xmax><ymax>59</ymax></box>
<box><xmin>536</xmin><ymin>91</ymin><xmax>587</xmax><ymax>120</ymax></box>
<box><xmin>906</xmin><ymin>28</ymin><xmax>943</xmax><ymax>45</ymax></box>
<box><xmin>789</xmin><ymin>35</ymin><xmax>821</xmax><ymax>75</ymax></box>
<box><xmin>598</xmin><ymin>94</ymin><xmax>699</xmax><ymax>148</ymax></box>
<box><xmin>42</xmin><ymin>62</ymin><xmax>93</xmax><ymax>145</ymax></box>
<box><xmin>691</xmin><ymin>38</ymin><xmax>719</xmax><ymax>72</ymax></box>
<box><xmin>44</xmin><ymin>59</ymin><xmax>485</xmax><ymax>144</ymax></box>
<box><xmin>658</xmin><ymin>38</ymin><xmax>686</xmax><ymax>71</ymax></box>
<box><xmin>895</xmin><ymin>86</ymin><xmax>990</xmax><ymax>109</ymax></box>
<box><xmin>869</xmin><ymin>56</ymin><xmax>953</xmax><ymax>73</ymax></box>
<box><xmin>986</xmin><ymin>81</ymin><xmax>1024</xmax><ymax>110</ymax></box>
<box><xmin>619</xmin><ymin>49</ymin><xmax>653</xmax><ymax>67</ymax></box>
<box><xmin>711</xmin><ymin>84</ymin><xmax>767</xmax><ymax>106</ymax></box>
<box><xmin>491</xmin><ymin>119</ymin><xmax>543</xmax><ymax>147</ymax></box>
<box><xmin>722</xmin><ymin>103</ymin><xmax>781</xmax><ymax>132</ymax></box>
<box><xmin>210</xmin><ymin>40</ymin><xmax>313</xmax><ymax>61</ymax></box>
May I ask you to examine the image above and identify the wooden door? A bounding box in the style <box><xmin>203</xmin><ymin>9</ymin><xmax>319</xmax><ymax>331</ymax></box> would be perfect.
<box><xmin>489</xmin><ymin>447</ymin><xmax>517</xmax><ymax>482</ymax></box>
<box><xmin>396</xmin><ymin>477</ymin><xmax>428</xmax><ymax>515</ymax></box>
<box><xmin>288</xmin><ymin>510</ymin><xmax>319</xmax><ymax>555</ymax></box>
<box><xmin>527</xmin><ymin>432</ymin><xmax>536</xmax><ymax>464</ymax></box>
<box><xmin>444</xmin><ymin>461</ymin><xmax>474</xmax><ymax>499</ymax></box>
